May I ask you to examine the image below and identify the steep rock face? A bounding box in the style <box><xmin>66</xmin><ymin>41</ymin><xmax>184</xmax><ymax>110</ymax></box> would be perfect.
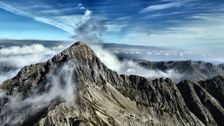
<box><xmin>177</xmin><ymin>79</ymin><xmax>224</xmax><ymax>126</ymax></box>
<box><xmin>199</xmin><ymin>76</ymin><xmax>224</xmax><ymax>108</ymax></box>
<box><xmin>138</xmin><ymin>60</ymin><xmax>224</xmax><ymax>82</ymax></box>
<box><xmin>0</xmin><ymin>42</ymin><xmax>223</xmax><ymax>126</ymax></box>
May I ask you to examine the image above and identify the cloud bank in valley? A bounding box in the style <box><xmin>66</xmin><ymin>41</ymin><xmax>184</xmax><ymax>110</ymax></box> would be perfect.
<box><xmin>0</xmin><ymin>43</ymin><xmax>68</xmax><ymax>84</ymax></box>
<box><xmin>0</xmin><ymin>44</ymin><xmax>50</xmax><ymax>55</ymax></box>
<box><xmin>90</xmin><ymin>45</ymin><xmax>182</xmax><ymax>81</ymax></box>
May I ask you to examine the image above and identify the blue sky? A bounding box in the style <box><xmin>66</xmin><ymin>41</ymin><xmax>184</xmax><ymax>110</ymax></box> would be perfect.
<box><xmin>0</xmin><ymin>0</ymin><xmax>224</xmax><ymax>54</ymax></box>
<box><xmin>0</xmin><ymin>8</ymin><xmax>70</xmax><ymax>40</ymax></box>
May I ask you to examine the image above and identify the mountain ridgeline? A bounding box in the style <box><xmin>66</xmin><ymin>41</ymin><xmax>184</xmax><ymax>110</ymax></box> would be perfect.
<box><xmin>0</xmin><ymin>42</ymin><xmax>224</xmax><ymax>126</ymax></box>
<box><xmin>138</xmin><ymin>60</ymin><xmax>224</xmax><ymax>82</ymax></box>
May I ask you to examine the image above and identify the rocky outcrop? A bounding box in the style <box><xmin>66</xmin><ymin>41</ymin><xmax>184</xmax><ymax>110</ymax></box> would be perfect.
<box><xmin>0</xmin><ymin>42</ymin><xmax>224</xmax><ymax>126</ymax></box>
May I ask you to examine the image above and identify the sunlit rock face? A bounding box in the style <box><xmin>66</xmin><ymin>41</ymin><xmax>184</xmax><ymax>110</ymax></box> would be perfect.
<box><xmin>0</xmin><ymin>42</ymin><xmax>224</xmax><ymax>126</ymax></box>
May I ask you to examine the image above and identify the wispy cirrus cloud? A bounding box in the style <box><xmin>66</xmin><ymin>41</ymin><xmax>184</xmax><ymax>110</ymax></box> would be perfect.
<box><xmin>0</xmin><ymin>1</ymin><xmax>91</xmax><ymax>34</ymax></box>
<box><xmin>140</xmin><ymin>1</ymin><xmax>183</xmax><ymax>13</ymax></box>
<box><xmin>117</xmin><ymin>13</ymin><xmax>224</xmax><ymax>57</ymax></box>
<box><xmin>0</xmin><ymin>1</ymin><xmax>126</xmax><ymax>37</ymax></box>
<box><xmin>0</xmin><ymin>2</ymin><xmax>29</xmax><ymax>17</ymax></box>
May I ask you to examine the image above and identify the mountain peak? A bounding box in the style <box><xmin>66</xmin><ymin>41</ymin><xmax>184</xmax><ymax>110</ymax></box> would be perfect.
<box><xmin>1</xmin><ymin>42</ymin><xmax>224</xmax><ymax>126</ymax></box>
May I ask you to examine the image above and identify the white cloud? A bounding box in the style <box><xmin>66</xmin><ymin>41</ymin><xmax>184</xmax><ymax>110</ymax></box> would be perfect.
<box><xmin>0</xmin><ymin>44</ymin><xmax>49</xmax><ymax>55</ymax></box>
<box><xmin>84</xmin><ymin>9</ymin><xmax>92</xmax><ymax>17</ymax></box>
<box><xmin>106</xmin><ymin>24</ymin><xmax>126</xmax><ymax>32</ymax></box>
<box><xmin>78</xmin><ymin>3</ymin><xmax>86</xmax><ymax>10</ymax></box>
<box><xmin>140</xmin><ymin>2</ymin><xmax>182</xmax><ymax>13</ymax></box>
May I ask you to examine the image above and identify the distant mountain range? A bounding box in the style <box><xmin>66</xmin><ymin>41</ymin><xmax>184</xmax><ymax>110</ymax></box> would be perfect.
<box><xmin>0</xmin><ymin>39</ymin><xmax>64</xmax><ymax>48</ymax></box>
<box><xmin>138</xmin><ymin>60</ymin><xmax>224</xmax><ymax>82</ymax></box>
<box><xmin>1</xmin><ymin>42</ymin><xmax>224</xmax><ymax>126</ymax></box>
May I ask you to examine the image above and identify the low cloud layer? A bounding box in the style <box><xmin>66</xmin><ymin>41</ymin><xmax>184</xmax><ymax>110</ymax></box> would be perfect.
<box><xmin>90</xmin><ymin>45</ymin><xmax>182</xmax><ymax>81</ymax></box>
<box><xmin>0</xmin><ymin>44</ymin><xmax>49</xmax><ymax>55</ymax></box>
<box><xmin>0</xmin><ymin>43</ymin><xmax>69</xmax><ymax>84</ymax></box>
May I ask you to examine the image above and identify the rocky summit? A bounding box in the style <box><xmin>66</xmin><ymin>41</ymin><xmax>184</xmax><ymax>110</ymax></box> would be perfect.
<box><xmin>0</xmin><ymin>42</ymin><xmax>224</xmax><ymax>126</ymax></box>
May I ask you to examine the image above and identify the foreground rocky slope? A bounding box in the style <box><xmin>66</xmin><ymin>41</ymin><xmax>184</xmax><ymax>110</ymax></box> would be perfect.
<box><xmin>0</xmin><ymin>42</ymin><xmax>223</xmax><ymax>126</ymax></box>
